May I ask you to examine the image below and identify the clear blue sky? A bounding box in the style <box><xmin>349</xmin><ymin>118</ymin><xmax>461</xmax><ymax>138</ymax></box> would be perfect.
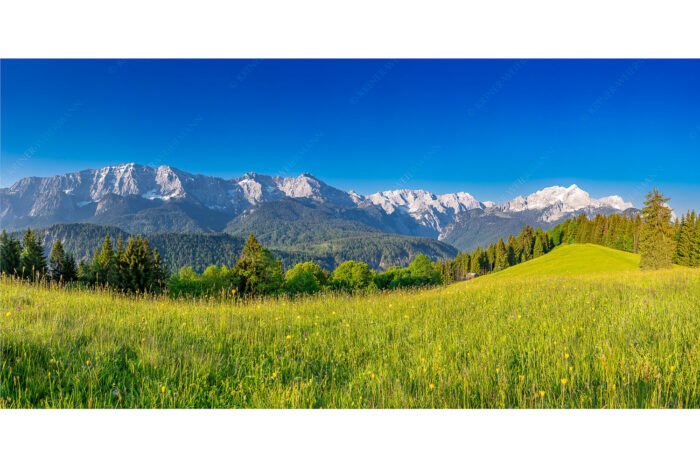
<box><xmin>1</xmin><ymin>59</ymin><xmax>698</xmax><ymax>213</ymax></box>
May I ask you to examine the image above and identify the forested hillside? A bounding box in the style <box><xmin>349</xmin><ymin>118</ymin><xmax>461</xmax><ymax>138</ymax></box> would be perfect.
<box><xmin>21</xmin><ymin>223</ymin><xmax>457</xmax><ymax>272</ymax></box>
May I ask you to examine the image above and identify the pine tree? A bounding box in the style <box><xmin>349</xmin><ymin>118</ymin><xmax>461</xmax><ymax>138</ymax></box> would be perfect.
<box><xmin>673</xmin><ymin>212</ymin><xmax>692</xmax><ymax>266</ymax></box>
<box><xmin>470</xmin><ymin>248</ymin><xmax>482</xmax><ymax>274</ymax></box>
<box><xmin>0</xmin><ymin>229</ymin><xmax>22</xmax><ymax>276</ymax></box>
<box><xmin>234</xmin><ymin>233</ymin><xmax>283</xmax><ymax>295</ymax></box>
<box><xmin>20</xmin><ymin>228</ymin><xmax>47</xmax><ymax>279</ymax></box>
<box><xmin>533</xmin><ymin>235</ymin><xmax>544</xmax><ymax>258</ymax></box>
<box><xmin>639</xmin><ymin>188</ymin><xmax>675</xmax><ymax>270</ymax></box>
<box><xmin>486</xmin><ymin>243</ymin><xmax>496</xmax><ymax>272</ymax></box>
<box><xmin>49</xmin><ymin>239</ymin><xmax>67</xmax><ymax>281</ymax></box>
<box><xmin>494</xmin><ymin>238</ymin><xmax>508</xmax><ymax>271</ymax></box>
<box><xmin>690</xmin><ymin>211</ymin><xmax>700</xmax><ymax>267</ymax></box>
<box><xmin>63</xmin><ymin>253</ymin><xmax>78</xmax><ymax>282</ymax></box>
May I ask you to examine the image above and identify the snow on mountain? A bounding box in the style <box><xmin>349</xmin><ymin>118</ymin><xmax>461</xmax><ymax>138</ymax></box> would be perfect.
<box><xmin>364</xmin><ymin>189</ymin><xmax>483</xmax><ymax>232</ymax></box>
<box><xmin>0</xmin><ymin>163</ymin><xmax>637</xmax><ymax>236</ymax></box>
<box><xmin>492</xmin><ymin>184</ymin><xmax>634</xmax><ymax>222</ymax></box>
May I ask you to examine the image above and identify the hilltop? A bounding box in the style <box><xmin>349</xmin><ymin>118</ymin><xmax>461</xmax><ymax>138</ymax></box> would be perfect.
<box><xmin>485</xmin><ymin>243</ymin><xmax>640</xmax><ymax>278</ymax></box>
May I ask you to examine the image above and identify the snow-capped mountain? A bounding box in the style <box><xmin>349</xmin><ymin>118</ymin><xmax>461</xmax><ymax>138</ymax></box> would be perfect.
<box><xmin>0</xmin><ymin>163</ymin><xmax>637</xmax><ymax>249</ymax></box>
<box><xmin>491</xmin><ymin>184</ymin><xmax>634</xmax><ymax>222</ymax></box>
<box><xmin>0</xmin><ymin>163</ymin><xmax>355</xmax><ymax>223</ymax></box>
<box><xmin>364</xmin><ymin>190</ymin><xmax>485</xmax><ymax>232</ymax></box>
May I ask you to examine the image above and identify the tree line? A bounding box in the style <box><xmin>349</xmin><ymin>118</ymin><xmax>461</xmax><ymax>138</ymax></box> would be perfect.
<box><xmin>3</xmin><ymin>189</ymin><xmax>693</xmax><ymax>295</ymax></box>
<box><xmin>1</xmin><ymin>229</ymin><xmax>168</xmax><ymax>293</ymax></box>
<box><xmin>548</xmin><ymin>188</ymin><xmax>699</xmax><ymax>269</ymax></box>
<box><xmin>0</xmin><ymin>229</ymin><xmax>444</xmax><ymax>298</ymax></box>
<box><xmin>436</xmin><ymin>224</ymin><xmax>553</xmax><ymax>284</ymax></box>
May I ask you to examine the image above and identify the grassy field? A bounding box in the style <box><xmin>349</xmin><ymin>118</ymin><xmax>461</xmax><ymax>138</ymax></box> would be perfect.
<box><xmin>2</xmin><ymin>244</ymin><xmax>699</xmax><ymax>408</ymax></box>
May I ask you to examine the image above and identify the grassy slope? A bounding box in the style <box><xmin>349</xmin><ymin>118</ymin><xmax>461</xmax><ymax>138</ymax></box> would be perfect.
<box><xmin>490</xmin><ymin>243</ymin><xmax>640</xmax><ymax>278</ymax></box>
<box><xmin>2</xmin><ymin>245</ymin><xmax>699</xmax><ymax>409</ymax></box>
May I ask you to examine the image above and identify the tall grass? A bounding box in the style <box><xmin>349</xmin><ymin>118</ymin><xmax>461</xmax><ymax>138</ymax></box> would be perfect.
<box><xmin>1</xmin><ymin>267</ymin><xmax>698</xmax><ymax>408</ymax></box>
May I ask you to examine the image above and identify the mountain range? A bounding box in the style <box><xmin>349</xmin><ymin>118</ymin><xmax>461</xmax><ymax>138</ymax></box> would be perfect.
<box><xmin>0</xmin><ymin>163</ymin><xmax>638</xmax><ymax>255</ymax></box>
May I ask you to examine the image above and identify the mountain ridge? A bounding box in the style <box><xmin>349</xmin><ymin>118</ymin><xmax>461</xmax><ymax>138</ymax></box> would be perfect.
<box><xmin>1</xmin><ymin>163</ymin><xmax>638</xmax><ymax>251</ymax></box>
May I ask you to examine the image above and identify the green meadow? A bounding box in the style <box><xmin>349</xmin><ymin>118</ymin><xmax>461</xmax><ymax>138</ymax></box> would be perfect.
<box><xmin>2</xmin><ymin>244</ymin><xmax>699</xmax><ymax>408</ymax></box>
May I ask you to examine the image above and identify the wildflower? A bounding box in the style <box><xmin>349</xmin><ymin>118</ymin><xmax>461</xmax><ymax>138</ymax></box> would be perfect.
<box><xmin>371</xmin><ymin>373</ymin><xmax>375</xmax><ymax>379</ymax></box>
<box><xmin>286</xmin><ymin>335</ymin><xmax>291</xmax><ymax>339</ymax></box>
<box><xmin>539</xmin><ymin>390</ymin><xmax>545</xmax><ymax>397</ymax></box>
<box><xmin>496</xmin><ymin>368</ymin><xmax>500</xmax><ymax>374</ymax></box>
<box><xmin>5</xmin><ymin>312</ymin><xmax>10</xmax><ymax>317</ymax></box>
<box><xmin>517</xmin><ymin>314</ymin><xmax>522</xmax><ymax>319</ymax></box>
<box><xmin>565</xmin><ymin>353</ymin><xmax>570</xmax><ymax>359</ymax></box>
<box><xmin>429</xmin><ymin>383</ymin><xmax>435</xmax><ymax>390</ymax></box>
<box><xmin>612</xmin><ymin>384</ymin><xmax>616</xmax><ymax>391</ymax></box>
<box><xmin>519</xmin><ymin>375</ymin><xmax>525</xmax><ymax>381</ymax></box>
<box><xmin>86</xmin><ymin>360</ymin><xmax>90</xmax><ymax>366</ymax></box>
<box><xmin>569</xmin><ymin>366</ymin><xmax>573</xmax><ymax>372</ymax></box>
<box><xmin>560</xmin><ymin>378</ymin><xmax>567</xmax><ymax>385</ymax></box>
<box><xmin>272</xmin><ymin>372</ymin><xmax>277</xmax><ymax>378</ymax></box>
<box><xmin>50</xmin><ymin>358</ymin><xmax>55</xmax><ymax>364</ymax></box>
<box><xmin>161</xmin><ymin>386</ymin><xmax>166</xmax><ymax>393</ymax></box>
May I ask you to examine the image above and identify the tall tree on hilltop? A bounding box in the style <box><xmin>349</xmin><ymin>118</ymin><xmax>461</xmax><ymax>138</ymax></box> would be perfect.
<box><xmin>639</xmin><ymin>188</ymin><xmax>675</xmax><ymax>270</ymax></box>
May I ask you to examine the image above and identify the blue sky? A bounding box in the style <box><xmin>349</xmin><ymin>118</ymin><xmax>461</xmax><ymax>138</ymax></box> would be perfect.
<box><xmin>1</xmin><ymin>59</ymin><xmax>698</xmax><ymax>213</ymax></box>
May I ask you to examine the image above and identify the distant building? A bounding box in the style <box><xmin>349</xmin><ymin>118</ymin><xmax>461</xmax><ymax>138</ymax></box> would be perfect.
<box><xmin>462</xmin><ymin>273</ymin><xmax>478</xmax><ymax>281</ymax></box>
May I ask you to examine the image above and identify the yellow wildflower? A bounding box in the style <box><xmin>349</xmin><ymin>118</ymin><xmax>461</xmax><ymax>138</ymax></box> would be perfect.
<box><xmin>429</xmin><ymin>383</ymin><xmax>435</xmax><ymax>390</ymax></box>
<box><xmin>272</xmin><ymin>372</ymin><xmax>277</xmax><ymax>378</ymax></box>
<box><xmin>519</xmin><ymin>375</ymin><xmax>525</xmax><ymax>381</ymax></box>
<box><xmin>560</xmin><ymin>378</ymin><xmax>567</xmax><ymax>385</ymax></box>
<box><xmin>286</xmin><ymin>335</ymin><xmax>291</xmax><ymax>339</ymax></box>
<box><xmin>161</xmin><ymin>386</ymin><xmax>166</xmax><ymax>393</ymax></box>
<box><xmin>565</xmin><ymin>353</ymin><xmax>569</xmax><ymax>359</ymax></box>
<box><xmin>539</xmin><ymin>390</ymin><xmax>545</xmax><ymax>397</ymax></box>
<box><xmin>5</xmin><ymin>312</ymin><xmax>10</xmax><ymax>317</ymax></box>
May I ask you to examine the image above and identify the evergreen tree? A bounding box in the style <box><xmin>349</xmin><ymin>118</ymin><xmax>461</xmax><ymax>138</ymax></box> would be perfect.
<box><xmin>486</xmin><ymin>243</ymin><xmax>495</xmax><ymax>272</ymax></box>
<box><xmin>233</xmin><ymin>233</ymin><xmax>283</xmax><ymax>295</ymax></box>
<box><xmin>533</xmin><ymin>235</ymin><xmax>545</xmax><ymax>258</ymax></box>
<box><xmin>494</xmin><ymin>239</ymin><xmax>508</xmax><ymax>270</ymax></box>
<box><xmin>49</xmin><ymin>239</ymin><xmax>67</xmax><ymax>281</ymax></box>
<box><xmin>673</xmin><ymin>212</ymin><xmax>692</xmax><ymax>266</ymax></box>
<box><xmin>62</xmin><ymin>253</ymin><xmax>78</xmax><ymax>282</ymax></box>
<box><xmin>639</xmin><ymin>188</ymin><xmax>675</xmax><ymax>270</ymax></box>
<box><xmin>0</xmin><ymin>229</ymin><xmax>22</xmax><ymax>276</ymax></box>
<box><xmin>20</xmin><ymin>228</ymin><xmax>47</xmax><ymax>279</ymax></box>
<box><xmin>692</xmin><ymin>212</ymin><xmax>700</xmax><ymax>267</ymax></box>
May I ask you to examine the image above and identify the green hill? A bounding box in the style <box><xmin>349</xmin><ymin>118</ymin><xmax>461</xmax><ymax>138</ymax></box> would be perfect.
<box><xmin>490</xmin><ymin>243</ymin><xmax>641</xmax><ymax>278</ymax></box>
